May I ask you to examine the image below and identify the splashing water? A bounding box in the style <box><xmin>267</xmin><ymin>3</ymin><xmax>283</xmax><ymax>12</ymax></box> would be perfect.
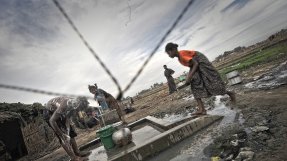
<box><xmin>148</xmin><ymin>96</ymin><xmax>240</xmax><ymax>161</ymax></box>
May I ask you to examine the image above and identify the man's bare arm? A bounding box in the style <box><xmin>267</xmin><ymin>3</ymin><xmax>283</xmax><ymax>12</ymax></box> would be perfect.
<box><xmin>65</xmin><ymin>116</ymin><xmax>71</xmax><ymax>135</ymax></box>
<box><xmin>49</xmin><ymin>112</ymin><xmax>64</xmax><ymax>137</ymax></box>
<box><xmin>186</xmin><ymin>59</ymin><xmax>199</xmax><ymax>83</ymax></box>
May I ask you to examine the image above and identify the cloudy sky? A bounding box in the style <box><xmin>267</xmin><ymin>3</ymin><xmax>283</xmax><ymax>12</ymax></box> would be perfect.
<box><xmin>0</xmin><ymin>0</ymin><xmax>287</xmax><ymax>105</ymax></box>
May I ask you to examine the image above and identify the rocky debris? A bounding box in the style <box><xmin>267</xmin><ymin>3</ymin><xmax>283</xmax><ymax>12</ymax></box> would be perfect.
<box><xmin>250</xmin><ymin>126</ymin><xmax>269</xmax><ymax>133</ymax></box>
<box><xmin>245</xmin><ymin>61</ymin><xmax>287</xmax><ymax>90</ymax></box>
<box><xmin>237</xmin><ymin>94</ymin><xmax>287</xmax><ymax>161</ymax></box>
<box><xmin>244</xmin><ymin>111</ymin><xmax>273</xmax><ymax>152</ymax></box>
<box><xmin>205</xmin><ymin>131</ymin><xmax>255</xmax><ymax>161</ymax></box>
<box><xmin>203</xmin><ymin>125</ymin><xmax>249</xmax><ymax>161</ymax></box>
<box><xmin>234</xmin><ymin>147</ymin><xmax>254</xmax><ymax>161</ymax></box>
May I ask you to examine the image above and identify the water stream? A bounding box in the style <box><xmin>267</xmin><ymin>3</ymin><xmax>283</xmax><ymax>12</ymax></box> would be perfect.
<box><xmin>147</xmin><ymin>96</ymin><xmax>240</xmax><ymax>161</ymax></box>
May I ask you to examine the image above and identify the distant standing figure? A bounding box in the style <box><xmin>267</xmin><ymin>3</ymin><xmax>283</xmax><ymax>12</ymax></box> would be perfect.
<box><xmin>43</xmin><ymin>96</ymin><xmax>91</xmax><ymax>161</ymax></box>
<box><xmin>165</xmin><ymin>43</ymin><xmax>236</xmax><ymax>115</ymax></box>
<box><xmin>163</xmin><ymin>65</ymin><xmax>177</xmax><ymax>94</ymax></box>
<box><xmin>128</xmin><ymin>97</ymin><xmax>134</xmax><ymax>105</ymax></box>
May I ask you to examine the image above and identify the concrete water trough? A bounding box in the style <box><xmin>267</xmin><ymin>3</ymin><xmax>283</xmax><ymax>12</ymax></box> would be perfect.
<box><xmin>80</xmin><ymin>114</ymin><xmax>223</xmax><ymax>161</ymax></box>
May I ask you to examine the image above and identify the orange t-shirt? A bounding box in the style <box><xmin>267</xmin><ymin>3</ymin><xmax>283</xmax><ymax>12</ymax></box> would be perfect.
<box><xmin>178</xmin><ymin>50</ymin><xmax>196</xmax><ymax>67</ymax></box>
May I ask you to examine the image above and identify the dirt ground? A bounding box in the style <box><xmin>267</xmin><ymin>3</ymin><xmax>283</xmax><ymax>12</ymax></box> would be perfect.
<box><xmin>235</xmin><ymin>85</ymin><xmax>287</xmax><ymax>161</ymax></box>
<box><xmin>35</xmin><ymin>56</ymin><xmax>287</xmax><ymax>161</ymax></box>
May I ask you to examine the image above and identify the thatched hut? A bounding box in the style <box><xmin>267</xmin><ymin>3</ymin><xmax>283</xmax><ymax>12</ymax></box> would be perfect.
<box><xmin>0</xmin><ymin>112</ymin><xmax>27</xmax><ymax>160</ymax></box>
<box><xmin>0</xmin><ymin>103</ymin><xmax>56</xmax><ymax>161</ymax></box>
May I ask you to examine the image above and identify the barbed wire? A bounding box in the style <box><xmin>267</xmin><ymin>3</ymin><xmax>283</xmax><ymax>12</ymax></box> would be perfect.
<box><xmin>52</xmin><ymin>0</ymin><xmax>123</xmax><ymax>97</ymax></box>
<box><xmin>0</xmin><ymin>0</ymin><xmax>194</xmax><ymax>101</ymax></box>
<box><xmin>0</xmin><ymin>84</ymin><xmax>93</xmax><ymax>99</ymax></box>
<box><xmin>122</xmin><ymin>0</ymin><xmax>194</xmax><ymax>95</ymax></box>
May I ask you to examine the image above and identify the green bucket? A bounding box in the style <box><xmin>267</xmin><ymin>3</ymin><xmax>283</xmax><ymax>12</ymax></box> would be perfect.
<box><xmin>97</xmin><ymin>125</ymin><xmax>115</xmax><ymax>149</ymax></box>
<box><xmin>179</xmin><ymin>76</ymin><xmax>186</xmax><ymax>82</ymax></box>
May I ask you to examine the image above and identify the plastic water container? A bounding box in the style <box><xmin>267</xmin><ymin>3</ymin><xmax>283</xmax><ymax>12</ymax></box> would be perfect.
<box><xmin>97</xmin><ymin>125</ymin><xmax>115</xmax><ymax>149</ymax></box>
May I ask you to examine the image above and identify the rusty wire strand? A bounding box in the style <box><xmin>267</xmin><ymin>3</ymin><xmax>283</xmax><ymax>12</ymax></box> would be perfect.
<box><xmin>0</xmin><ymin>84</ymin><xmax>93</xmax><ymax>99</ymax></box>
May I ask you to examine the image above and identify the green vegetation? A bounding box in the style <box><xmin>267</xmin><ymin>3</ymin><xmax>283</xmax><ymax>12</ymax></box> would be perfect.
<box><xmin>219</xmin><ymin>42</ymin><xmax>287</xmax><ymax>75</ymax></box>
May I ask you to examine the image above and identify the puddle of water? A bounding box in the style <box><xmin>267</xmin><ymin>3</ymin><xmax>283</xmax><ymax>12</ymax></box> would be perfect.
<box><xmin>170</xmin><ymin>154</ymin><xmax>209</xmax><ymax>161</ymax></box>
<box><xmin>147</xmin><ymin>122</ymin><xmax>219</xmax><ymax>161</ymax></box>
<box><xmin>182</xmin><ymin>95</ymin><xmax>194</xmax><ymax>101</ymax></box>
<box><xmin>159</xmin><ymin>113</ymin><xmax>191</xmax><ymax>123</ymax></box>
<box><xmin>208</xmin><ymin>96</ymin><xmax>237</xmax><ymax>125</ymax></box>
<box><xmin>88</xmin><ymin>146</ymin><xmax>107</xmax><ymax>161</ymax></box>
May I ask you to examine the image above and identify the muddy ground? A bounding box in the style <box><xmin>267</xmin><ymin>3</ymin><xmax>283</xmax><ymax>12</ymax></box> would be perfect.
<box><xmin>35</xmin><ymin>56</ymin><xmax>287</xmax><ymax>161</ymax></box>
<box><xmin>234</xmin><ymin>85</ymin><xmax>287</xmax><ymax>161</ymax></box>
<box><xmin>145</xmin><ymin>60</ymin><xmax>287</xmax><ymax>161</ymax></box>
